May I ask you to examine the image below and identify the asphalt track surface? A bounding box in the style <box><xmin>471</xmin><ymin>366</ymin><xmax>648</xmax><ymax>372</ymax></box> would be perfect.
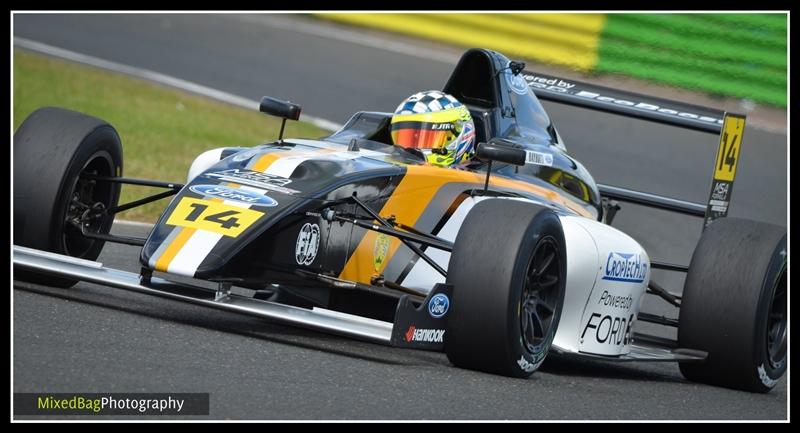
<box><xmin>13</xmin><ymin>14</ymin><xmax>788</xmax><ymax>420</ymax></box>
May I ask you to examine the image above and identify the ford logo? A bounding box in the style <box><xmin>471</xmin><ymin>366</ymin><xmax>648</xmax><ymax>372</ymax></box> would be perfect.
<box><xmin>190</xmin><ymin>184</ymin><xmax>278</xmax><ymax>207</ymax></box>
<box><xmin>428</xmin><ymin>293</ymin><xmax>450</xmax><ymax>319</ymax></box>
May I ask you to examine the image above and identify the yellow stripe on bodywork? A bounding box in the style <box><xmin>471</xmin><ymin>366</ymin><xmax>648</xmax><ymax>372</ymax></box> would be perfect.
<box><xmin>154</xmin><ymin>196</ymin><xmax>225</xmax><ymax>272</ymax></box>
<box><xmin>251</xmin><ymin>148</ymin><xmax>342</xmax><ymax>172</ymax></box>
<box><xmin>338</xmin><ymin>166</ymin><xmax>450</xmax><ymax>283</ymax></box>
<box><xmin>338</xmin><ymin>165</ymin><xmax>593</xmax><ymax>284</ymax></box>
<box><xmin>154</xmin><ymin>227</ymin><xmax>197</xmax><ymax>272</ymax></box>
<box><xmin>251</xmin><ymin>152</ymin><xmax>287</xmax><ymax>172</ymax></box>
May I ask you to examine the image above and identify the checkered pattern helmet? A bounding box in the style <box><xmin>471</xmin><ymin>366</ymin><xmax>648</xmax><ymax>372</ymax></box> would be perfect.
<box><xmin>390</xmin><ymin>90</ymin><xmax>475</xmax><ymax>167</ymax></box>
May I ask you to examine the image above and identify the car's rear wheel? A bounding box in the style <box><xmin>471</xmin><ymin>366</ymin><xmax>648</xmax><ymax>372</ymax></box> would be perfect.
<box><xmin>14</xmin><ymin>107</ymin><xmax>123</xmax><ymax>287</ymax></box>
<box><xmin>678</xmin><ymin>217</ymin><xmax>787</xmax><ymax>393</ymax></box>
<box><xmin>445</xmin><ymin>199</ymin><xmax>566</xmax><ymax>378</ymax></box>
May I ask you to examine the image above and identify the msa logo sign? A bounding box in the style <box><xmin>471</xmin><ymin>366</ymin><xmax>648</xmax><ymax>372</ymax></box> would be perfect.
<box><xmin>603</xmin><ymin>252</ymin><xmax>647</xmax><ymax>284</ymax></box>
<box><xmin>205</xmin><ymin>169</ymin><xmax>299</xmax><ymax>195</ymax></box>
<box><xmin>404</xmin><ymin>325</ymin><xmax>445</xmax><ymax>343</ymax></box>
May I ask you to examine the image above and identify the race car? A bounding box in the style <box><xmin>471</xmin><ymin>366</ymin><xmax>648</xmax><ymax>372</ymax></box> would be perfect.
<box><xmin>13</xmin><ymin>48</ymin><xmax>787</xmax><ymax>393</ymax></box>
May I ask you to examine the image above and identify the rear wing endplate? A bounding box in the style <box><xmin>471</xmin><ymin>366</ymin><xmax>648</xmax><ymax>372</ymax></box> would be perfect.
<box><xmin>524</xmin><ymin>70</ymin><xmax>745</xmax><ymax>229</ymax></box>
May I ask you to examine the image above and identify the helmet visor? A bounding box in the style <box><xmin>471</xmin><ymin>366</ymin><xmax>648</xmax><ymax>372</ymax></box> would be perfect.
<box><xmin>390</xmin><ymin>121</ymin><xmax>456</xmax><ymax>150</ymax></box>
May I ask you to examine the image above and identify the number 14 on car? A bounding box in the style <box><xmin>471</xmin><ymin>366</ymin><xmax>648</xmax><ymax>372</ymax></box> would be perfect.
<box><xmin>166</xmin><ymin>197</ymin><xmax>264</xmax><ymax>237</ymax></box>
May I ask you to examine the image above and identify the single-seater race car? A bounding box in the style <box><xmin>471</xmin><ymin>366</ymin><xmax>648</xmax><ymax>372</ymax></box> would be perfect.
<box><xmin>13</xmin><ymin>48</ymin><xmax>787</xmax><ymax>392</ymax></box>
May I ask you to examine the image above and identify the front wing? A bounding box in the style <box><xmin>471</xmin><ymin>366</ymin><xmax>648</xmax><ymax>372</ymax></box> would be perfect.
<box><xmin>14</xmin><ymin>245</ymin><xmax>706</xmax><ymax>364</ymax></box>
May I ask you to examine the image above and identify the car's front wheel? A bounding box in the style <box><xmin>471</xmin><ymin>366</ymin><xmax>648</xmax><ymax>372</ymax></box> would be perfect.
<box><xmin>445</xmin><ymin>199</ymin><xmax>567</xmax><ymax>378</ymax></box>
<box><xmin>14</xmin><ymin>107</ymin><xmax>123</xmax><ymax>287</ymax></box>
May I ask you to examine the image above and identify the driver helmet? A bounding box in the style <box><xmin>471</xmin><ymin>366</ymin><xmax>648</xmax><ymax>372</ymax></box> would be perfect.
<box><xmin>390</xmin><ymin>90</ymin><xmax>476</xmax><ymax>167</ymax></box>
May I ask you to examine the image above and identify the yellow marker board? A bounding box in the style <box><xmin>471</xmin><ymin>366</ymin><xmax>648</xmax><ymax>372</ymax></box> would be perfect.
<box><xmin>713</xmin><ymin>114</ymin><xmax>746</xmax><ymax>182</ymax></box>
<box><xmin>704</xmin><ymin>113</ymin><xmax>746</xmax><ymax>228</ymax></box>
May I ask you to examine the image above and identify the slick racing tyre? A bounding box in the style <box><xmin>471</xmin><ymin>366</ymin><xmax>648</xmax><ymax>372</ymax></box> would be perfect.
<box><xmin>14</xmin><ymin>107</ymin><xmax>123</xmax><ymax>288</ymax></box>
<box><xmin>678</xmin><ymin>218</ymin><xmax>787</xmax><ymax>393</ymax></box>
<box><xmin>445</xmin><ymin>199</ymin><xmax>566</xmax><ymax>378</ymax></box>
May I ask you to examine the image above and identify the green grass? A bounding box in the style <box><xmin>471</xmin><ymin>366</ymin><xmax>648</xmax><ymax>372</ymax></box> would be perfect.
<box><xmin>13</xmin><ymin>50</ymin><xmax>329</xmax><ymax>221</ymax></box>
<box><xmin>597</xmin><ymin>13</ymin><xmax>787</xmax><ymax>107</ymax></box>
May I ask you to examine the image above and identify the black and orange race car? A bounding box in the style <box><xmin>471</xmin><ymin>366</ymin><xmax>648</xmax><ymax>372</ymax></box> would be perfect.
<box><xmin>13</xmin><ymin>48</ymin><xmax>787</xmax><ymax>392</ymax></box>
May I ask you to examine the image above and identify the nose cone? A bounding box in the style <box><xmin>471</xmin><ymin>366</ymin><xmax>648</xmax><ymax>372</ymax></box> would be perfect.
<box><xmin>140</xmin><ymin>140</ymin><xmax>403</xmax><ymax>278</ymax></box>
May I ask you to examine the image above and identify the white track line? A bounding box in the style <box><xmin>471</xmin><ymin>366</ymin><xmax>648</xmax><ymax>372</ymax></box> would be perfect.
<box><xmin>13</xmin><ymin>37</ymin><xmax>343</xmax><ymax>132</ymax></box>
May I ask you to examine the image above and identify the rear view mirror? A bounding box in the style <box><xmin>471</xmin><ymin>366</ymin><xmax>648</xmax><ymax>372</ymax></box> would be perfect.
<box><xmin>476</xmin><ymin>138</ymin><xmax>526</xmax><ymax>166</ymax></box>
<box><xmin>259</xmin><ymin>96</ymin><xmax>302</xmax><ymax>141</ymax></box>
<box><xmin>259</xmin><ymin>96</ymin><xmax>301</xmax><ymax>121</ymax></box>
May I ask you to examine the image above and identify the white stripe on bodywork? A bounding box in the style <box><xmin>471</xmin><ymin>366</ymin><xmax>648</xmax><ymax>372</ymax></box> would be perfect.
<box><xmin>147</xmin><ymin>226</ymin><xmax>185</xmax><ymax>269</ymax></box>
<box><xmin>262</xmin><ymin>154</ymin><xmax>322</xmax><ymax>178</ymax></box>
<box><xmin>401</xmin><ymin>196</ymin><xmax>551</xmax><ymax>293</ymax></box>
<box><xmin>166</xmin><ymin>185</ymin><xmax>270</xmax><ymax>277</ymax></box>
<box><xmin>166</xmin><ymin>229</ymin><xmax>224</xmax><ymax>275</ymax></box>
<box><xmin>400</xmin><ymin>196</ymin><xmax>483</xmax><ymax>293</ymax></box>
<box><xmin>262</xmin><ymin>149</ymin><xmax>384</xmax><ymax>178</ymax></box>
<box><xmin>187</xmin><ymin>148</ymin><xmax>226</xmax><ymax>183</ymax></box>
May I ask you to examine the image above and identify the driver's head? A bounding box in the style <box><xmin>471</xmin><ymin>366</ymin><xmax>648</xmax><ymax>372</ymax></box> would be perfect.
<box><xmin>390</xmin><ymin>91</ymin><xmax>476</xmax><ymax>167</ymax></box>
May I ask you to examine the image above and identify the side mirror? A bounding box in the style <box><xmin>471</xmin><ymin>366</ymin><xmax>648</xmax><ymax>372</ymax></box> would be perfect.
<box><xmin>259</xmin><ymin>96</ymin><xmax>301</xmax><ymax>141</ymax></box>
<box><xmin>260</xmin><ymin>96</ymin><xmax>301</xmax><ymax>120</ymax></box>
<box><xmin>476</xmin><ymin>138</ymin><xmax>526</xmax><ymax>166</ymax></box>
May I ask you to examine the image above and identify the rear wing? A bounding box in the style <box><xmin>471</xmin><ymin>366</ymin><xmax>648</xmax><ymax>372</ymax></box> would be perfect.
<box><xmin>524</xmin><ymin>70</ymin><xmax>745</xmax><ymax>233</ymax></box>
<box><xmin>524</xmin><ymin>71</ymin><xmax>725</xmax><ymax>134</ymax></box>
